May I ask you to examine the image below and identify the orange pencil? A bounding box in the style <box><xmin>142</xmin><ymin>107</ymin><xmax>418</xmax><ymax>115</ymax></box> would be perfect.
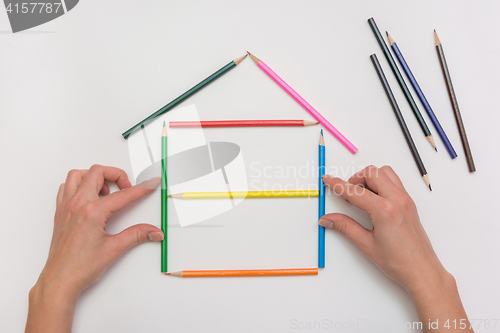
<box><xmin>166</xmin><ymin>268</ymin><xmax>318</xmax><ymax>277</ymax></box>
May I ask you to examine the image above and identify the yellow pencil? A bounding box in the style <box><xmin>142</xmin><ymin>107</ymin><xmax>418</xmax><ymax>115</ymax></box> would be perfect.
<box><xmin>168</xmin><ymin>190</ymin><xmax>318</xmax><ymax>199</ymax></box>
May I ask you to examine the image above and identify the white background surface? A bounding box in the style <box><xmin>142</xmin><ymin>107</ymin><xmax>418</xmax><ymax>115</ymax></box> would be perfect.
<box><xmin>1</xmin><ymin>1</ymin><xmax>499</xmax><ymax>332</ymax></box>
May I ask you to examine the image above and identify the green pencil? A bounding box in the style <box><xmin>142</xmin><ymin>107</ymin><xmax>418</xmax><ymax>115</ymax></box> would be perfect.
<box><xmin>161</xmin><ymin>122</ymin><xmax>168</xmax><ymax>273</ymax></box>
<box><xmin>122</xmin><ymin>54</ymin><xmax>247</xmax><ymax>139</ymax></box>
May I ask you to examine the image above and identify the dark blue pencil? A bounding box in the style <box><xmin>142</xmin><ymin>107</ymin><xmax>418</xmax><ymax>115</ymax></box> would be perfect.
<box><xmin>387</xmin><ymin>32</ymin><xmax>458</xmax><ymax>159</ymax></box>
<box><xmin>318</xmin><ymin>130</ymin><xmax>325</xmax><ymax>268</ymax></box>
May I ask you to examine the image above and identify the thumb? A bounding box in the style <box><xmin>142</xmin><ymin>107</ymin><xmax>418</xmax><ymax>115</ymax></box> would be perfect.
<box><xmin>319</xmin><ymin>213</ymin><xmax>373</xmax><ymax>253</ymax></box>
<box><xmin>109</xmin><ymin>224</ymin><xmax>164</xmax><ymax>258</ymax></box>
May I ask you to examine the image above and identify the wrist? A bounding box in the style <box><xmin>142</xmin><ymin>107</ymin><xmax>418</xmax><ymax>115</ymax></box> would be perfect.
<box><xmin>26</xmin><ymin>278</ymin><xmax>79</xmax><ymax>333</ymax></box>
<box><xmin>29</xmin><ymin>274</ymin><xmax>80</xmax><ymax>309</ymax></box>
<box><xmin>406</xmin><ymin>268</ymin><xmax>456</xmax><ymax>301</ymax></box>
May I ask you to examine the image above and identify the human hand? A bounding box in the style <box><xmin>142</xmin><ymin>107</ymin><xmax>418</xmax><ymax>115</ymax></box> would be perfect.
<box><xmin>26</xmin><ymin>165</ymin><xmax>163</xmax><ymax>333</ymax></box>
<box><xmin>319</xmin><ymin>165</ymin><xmax>445</xmax><ymax>292</ymax></box>
<box><xmin>319</xmin><ymin>165</ymin><xmax>472</xmax><ymax>332</ymax></box>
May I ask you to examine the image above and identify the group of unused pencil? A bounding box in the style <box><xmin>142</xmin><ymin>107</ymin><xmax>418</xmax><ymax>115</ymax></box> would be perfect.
<box><xmin>368</xmin><ymin>18</ymin><xmax>475</xmax><ymax>192</ymax></box>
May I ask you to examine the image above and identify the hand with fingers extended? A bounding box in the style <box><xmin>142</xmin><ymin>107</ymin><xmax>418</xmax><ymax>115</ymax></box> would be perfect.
<box><xmin>26</xmin><ymin>165</ymin><xmax>163</xmax><ymax>333</ymax></box>
<box><xmin>319</xmin><ymin>165</ymin><xmax>473</xmax><ymax>333</ymax></box>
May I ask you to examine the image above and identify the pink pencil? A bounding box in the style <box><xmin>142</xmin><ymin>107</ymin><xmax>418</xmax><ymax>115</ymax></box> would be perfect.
<box><xmin>247</xmin><ymin>52</ymin><xmax>357</xmax><ymax>154</ymax></box>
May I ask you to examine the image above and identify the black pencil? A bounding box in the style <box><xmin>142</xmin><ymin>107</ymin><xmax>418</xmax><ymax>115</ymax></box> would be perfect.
<box><xmin>367</xmin><ymin>17</ymin><xmax>437</xmax><ymax>151</ymax></box>
<box><xmin>121</xmin><ymin>54</ymin><xmax>247</xmax><ymax>139</ymax></box>
<box><xmin>434</xmin><ymin>30</ymin><xmax>475</xmax><ymax>172</ymax></box>
<box><xmin>370</xmin><ymin>54</ymin><xmax>431</xmax><ymax>191</ymax></box>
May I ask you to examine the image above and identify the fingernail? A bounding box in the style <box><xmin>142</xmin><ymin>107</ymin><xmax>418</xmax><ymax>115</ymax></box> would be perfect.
<box><xmin>322</xmin><ymin>175</ymin><xmax>332</xmax><ymax>187</ymax></box>
<box><xmin>319</xmin><ymin>219</ymin><xmax>334</xmax><ymax>229</ymax></box>
<box><xmin>139</xmin><ymin>177</ymin><xmax>161</xmax><ymax>190</ymax></box>
<box><xmin>148</xmin><ymin>231</ymin><xmax>164</xmax><ymax>242</ymax></box>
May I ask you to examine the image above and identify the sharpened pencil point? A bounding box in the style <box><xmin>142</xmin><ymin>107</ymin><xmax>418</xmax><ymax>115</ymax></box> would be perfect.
<box><xmin>434</xmin><ymin>30</ymin><xmax>441</xmax><ymax>46</ymax></box>
<box><xmin>167</xmin><ymin>194</ymin><xmax>172</xmax><ymax>198</ymax></box>
<box><xmin>165</xmin><ymin>273</ymin><xmax>170</xmax><ymax>275</ymax></box>
<box><xmin>426</xmin><ymin>135</ymin><xmax>437</xmax><ymax>152</ymax></box>
<box><xmin>435</xmin><ymin>147</ymin><xmax>438</xmax><ymax>152</ymax></box>
<box><xmin>303</xmin><ymin>120</ymin><xmax>319</xmax><ymax>126</ymax></box>
<box><xmin>386</xmin><ymin>32</ymin><xmax>395</xmax><ymax>46</ymax></box>
<box><xmin>422</xmin><ymin>174</ymin><xmax>431</xmax><ymax>191</ymax></box>
<box><xmin>319</xmin><ymin>130</ymin><xmax>325</xmax><ymax>146</ymax></box>
<box><xmin>246</xmin><ymin>51</ymin><xmax>261</xmax><ymax>64</ymax></box>
<box><xmin>233</xmin><ymin>54</ymin><xmax>247</xmax><ymax>65</ymax></box>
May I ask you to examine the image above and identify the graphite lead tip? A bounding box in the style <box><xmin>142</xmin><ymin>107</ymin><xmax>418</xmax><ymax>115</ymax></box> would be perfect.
<box><xmin>422</xmin><ymin>174</ymin><xmax>431</xmax><ymax>191</ymax></box>
<box><xmin>233</xmin><ymin>54</ymin><xmax>247</xmax><ymax>65</ymax></box>
<box><xmin>386</xmin><ymin>32</ymin><xmax>396</xmax><ymax>46</ymax></box>
<box><xmin>434</xmin><ymin>30</ymin><xmax>442</xmax><ymax>46</ymax></box>
<box><xmin>303</xmin><ymin>120</ymin><xmax>319</xmax><ymax>126</ymax></box>
<box><xmin>426</xmin><ymin>135</ymin><xmax>437</xmax><ymax>152</ymax></box>
<box><xmin>246</xmin><ymin>51</ymin><xmax>261</xmax><ymax>64</ymax></box>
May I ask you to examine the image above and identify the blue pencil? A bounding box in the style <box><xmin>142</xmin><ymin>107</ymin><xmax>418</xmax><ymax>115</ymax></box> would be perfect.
<box><xmin>318</xmin><ymin>130</ymin><xmax>325</xmax><ymax>268</ymax></box>
<box><xmin>387</xmin><ymin>32</ymin><xmax>458</xmax><ymax>159</ymax></box>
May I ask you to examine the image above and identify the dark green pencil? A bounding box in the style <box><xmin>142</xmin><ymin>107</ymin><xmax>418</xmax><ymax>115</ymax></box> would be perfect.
<box><xmin>161</xmin><ymin>122</ymin><xmax>168</xmax><ymax>273</ymax></box>
<box><xmin>367</xmin><ymin>17</ymin><xmax>437</xmax><ymax>151</ymax></box>
<box><xmin>122</xmin><ymin>54</ymin><xmax>247</xmax><ymax>139</ymax></box>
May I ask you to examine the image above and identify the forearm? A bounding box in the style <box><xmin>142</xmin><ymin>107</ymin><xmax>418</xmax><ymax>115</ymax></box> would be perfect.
<box><xmin>408</xmin><ymin>272</ymin><xmax>473</xmax><ymax>333</ymax></box>
<box><xmin>26</xmin><ymin>279</ymin><xmax>78</xmax><ymax>333</ymax></box>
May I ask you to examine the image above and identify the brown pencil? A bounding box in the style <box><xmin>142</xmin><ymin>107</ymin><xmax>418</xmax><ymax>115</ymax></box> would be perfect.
<box><xmin>434</xmin><ymin>30</ymin><xmax>476</xmax><ymax>172</ymax></box>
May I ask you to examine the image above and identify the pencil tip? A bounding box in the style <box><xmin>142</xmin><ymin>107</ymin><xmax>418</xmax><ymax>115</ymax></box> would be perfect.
<box><xmin>247</xmin><ymin>52</ymin><xmax>261</xmax><ymax>64</ymax></box>
<box><xmin>429</xmin><ymin>184</ymin><xmax>432</xmax><ymax>191</ymax></box>
<box><xmin>165</xmin><ymin>273</ymin><xmax>170</xmax><ymax>275</ymax></box>
<box><xmin>303</xmin><ymin>120</ymin><xmax>319</xmax><ymax>126</ymax></box>
<box><xmin>163</xmin><ymin>121</ymin><xmax>166</xmax><ymax>127</ymax></box>
<box><xmin>386</xmin><ymin>32</ymin><xmax>396</xmax><ymax>45</ymax></box>
<box><xmin>385</xmin><ymin>31</ymin><xmax>388</xmax><ymax>36</ymax></box>
<box><xmin>435</xmin><ymin>147</ymin><xmax>438</xmax><ymax>152</ymax></box>
<box><xmin>167</xmin><ymin>194</ymin><xmax>172</xmax><ymax>198</ymax></box>
<box><xmin>233</xmin><ymin>54</ymin><xmax>247</xmax><ymax>65</ymax></box>
<box><xmin>321</xmin><ymin>129</ymin><xmax>323</xmax><ymax>136</ymax></box>
<box><xmin>434</xmin><ymin>30</ymin><xmax>441</xmax><ymax>46</ymax></box>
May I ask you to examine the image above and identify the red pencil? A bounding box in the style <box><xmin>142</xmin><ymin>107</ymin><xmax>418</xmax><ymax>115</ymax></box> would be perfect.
<box><xmin>169</xmin><ymin>119</ymin><xmax>319</xmax><ymax>128</ymax></box>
